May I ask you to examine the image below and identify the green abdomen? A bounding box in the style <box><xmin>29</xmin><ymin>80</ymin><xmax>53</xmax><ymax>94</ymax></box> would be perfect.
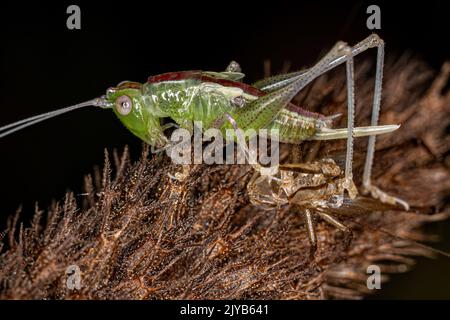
<box><xmin>265</xmin><ymin>109</ymin><xmax>317</xmax><ymax>143</ymax></box>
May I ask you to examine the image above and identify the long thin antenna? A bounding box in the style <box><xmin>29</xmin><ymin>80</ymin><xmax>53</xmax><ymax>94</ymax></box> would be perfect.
<box><xmin>0</xmin><ymin>98</ymin><xmax>109</xmax><ymax>139</ymax></box>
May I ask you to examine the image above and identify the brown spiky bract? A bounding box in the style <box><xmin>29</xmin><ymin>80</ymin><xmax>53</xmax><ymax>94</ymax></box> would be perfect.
<box><xmin>1</xmin><ymin>56</ymin><xmax>449</xmax><ymax>299</ymax></box>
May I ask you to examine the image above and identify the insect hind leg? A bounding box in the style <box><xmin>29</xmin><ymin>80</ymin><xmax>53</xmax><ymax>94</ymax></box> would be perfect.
<box><xmin>341</xmin><ymin>43</ymin><xmax>358</xmax><ymax>200</ymax></box>
<box><xmin>358</xmin><ymin>35</ymin><xmax>410</xmax><ymax>210</ymax></box>
<box><xmin>299</xmin><ymin>34</ymin><xmax>409</xmax><ymax>210</ymax></box>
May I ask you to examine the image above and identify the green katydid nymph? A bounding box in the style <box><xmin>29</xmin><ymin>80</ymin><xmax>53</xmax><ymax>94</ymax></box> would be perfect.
<box><xmin>1</xmin><ymin>34</ymin><xmax>413</xmax><ymax>256</ymax></box>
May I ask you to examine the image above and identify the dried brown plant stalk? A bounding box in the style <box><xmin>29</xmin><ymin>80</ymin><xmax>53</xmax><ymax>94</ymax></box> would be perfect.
<box><xmin>0</xmin><ymin>56</ymin><xmax>449</xmax><ymax>299</ymax></box>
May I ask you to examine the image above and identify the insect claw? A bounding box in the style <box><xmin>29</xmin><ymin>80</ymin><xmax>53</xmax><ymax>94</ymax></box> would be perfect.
<box><xmin>363</xmin><ymin>184</ymin><xmax>410</xmax><ymax>211</ymax></box>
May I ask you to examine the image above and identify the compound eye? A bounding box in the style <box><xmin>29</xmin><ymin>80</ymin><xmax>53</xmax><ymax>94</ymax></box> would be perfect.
<box><xmin>115</xmin><ymin>95</ymin><xmax>132</xmax><ymax>115</ymax></box>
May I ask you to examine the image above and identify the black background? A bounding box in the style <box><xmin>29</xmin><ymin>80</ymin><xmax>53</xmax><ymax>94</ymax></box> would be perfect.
<box><xmin>0</xmin><ymin>1</ymin><xmax>449</xmax><ymax>299</ymax></box>
<box><xmin>0</xmin><ymin>300</ymin><xmax>445</xmax><ymax>318</ymax></box>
